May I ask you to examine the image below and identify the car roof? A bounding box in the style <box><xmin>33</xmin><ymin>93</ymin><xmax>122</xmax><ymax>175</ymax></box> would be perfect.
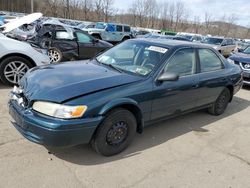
<box><xmin>132</xmin><ymin>38</ymin><xmax>214</xmax><ymax>49</ymax></box>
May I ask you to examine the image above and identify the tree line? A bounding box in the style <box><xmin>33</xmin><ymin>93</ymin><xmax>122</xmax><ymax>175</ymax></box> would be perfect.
<box><xmin>0</xmin><ymin>0</ymin><xmax>250</xmax><ymax>39</ymax></box>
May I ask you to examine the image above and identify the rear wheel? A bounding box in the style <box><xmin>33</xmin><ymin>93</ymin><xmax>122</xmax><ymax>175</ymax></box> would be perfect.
<box><xmin>91</xmin><ymin>108</ymin><xmax>137</xmax><ymax>156</ymax></box>
<box><xmin>208</xmin><ymin>88</ymin><xmax>231</xmax><ymax>116</ymax></box>
<box><xmin>48</xmin><ymin>48</ymin><xmax>62</xmax><ymax>63</ymax></box>
<box><xmin>0</xmin><ymin>56</ymin><xmax>33</xmax><ymax>86</ymax></box>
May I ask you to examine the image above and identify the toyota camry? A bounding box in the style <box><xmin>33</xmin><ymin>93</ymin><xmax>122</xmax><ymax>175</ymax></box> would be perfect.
<box><xmin>9</xmin><ymin>39</ymin><xmax>243</xmax><ymax>156</ymax></box>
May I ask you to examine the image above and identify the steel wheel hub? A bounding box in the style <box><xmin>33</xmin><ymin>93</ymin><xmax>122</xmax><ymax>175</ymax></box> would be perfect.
<box><xmin>106</xmin><ymin>121</ymin><xmax>128</xmax><ymax>145</ymax></box>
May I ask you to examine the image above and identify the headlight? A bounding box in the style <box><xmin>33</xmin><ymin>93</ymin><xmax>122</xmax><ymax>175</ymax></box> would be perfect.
<box><xmin>32</xmin><ymin>101</ymin><xmax>87</xmax><ymax>119</ymax></box>
<box><xmin>227</xmin><ymin>58</ymin><xmax>234</xmax><ymax>64</ymax></box>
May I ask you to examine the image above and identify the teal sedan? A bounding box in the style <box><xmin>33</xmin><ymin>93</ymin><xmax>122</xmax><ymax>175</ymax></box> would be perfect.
<box><xmin>9</xmin><ymin>39</ymin><xmax>243</xmax><ymax>156</ymax></box>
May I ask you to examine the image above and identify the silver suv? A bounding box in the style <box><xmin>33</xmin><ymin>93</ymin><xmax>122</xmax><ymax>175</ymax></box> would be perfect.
<box><xmin>84</xmin><ymin>22</ymin><xmax>132</xmax><ymax>43</ymax></box>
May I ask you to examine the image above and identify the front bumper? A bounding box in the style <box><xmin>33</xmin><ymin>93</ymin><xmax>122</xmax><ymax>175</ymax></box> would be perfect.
<box><xmin>9</xmin><ymin>100</ymin><xmax>102</xmax><ymax>147</ymax></box>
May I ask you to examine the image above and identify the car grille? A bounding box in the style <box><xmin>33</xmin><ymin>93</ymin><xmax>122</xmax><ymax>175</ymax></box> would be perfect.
<box><xmin>243</xmin><ymin>77</ymin><xmax>250</xmax><ymax>82</ymax></box>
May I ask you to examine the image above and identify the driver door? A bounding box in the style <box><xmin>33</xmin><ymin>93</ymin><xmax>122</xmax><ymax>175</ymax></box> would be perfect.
<box><xmin>75</xmin><ymin>31</ymin><xmax>97</xmax><ymax>59</ymax></box>
<box><xmin>151</xmin><ymin>48</ymin><xmax>200</xmax><ymax>120</ymax></box>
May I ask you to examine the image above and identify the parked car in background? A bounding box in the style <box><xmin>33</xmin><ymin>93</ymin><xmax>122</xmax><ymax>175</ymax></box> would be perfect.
<box><xmin>9</xmin><ymin>39</ymin><xmax>242</xmax><ymax>156</ymax></box>
<box><xmin>228</xmin><ymin>45</ymin><xmax>250</xmax><ymax>85</ymax></box>
<box><xmin>77</xmin><ymin>22</ymin><xmax>95</xmax><ymax>30</ymax></box>
<box><xmin>134</xmin><ymin>30</ymin><xmax>150</xmax><ymax>38</ymax></box>
<box><xmin>202</xmin><ymin>37</ymin><xmax>236</xmax><ymax>57</ymax></box>
<box><xmin>177</xmin><ymin>32</ymin><xmax>203</xmax><ymax>42</ymax></box>
<box><xmin>0</xmin><ymin>33</ymin><xmax>49</xmax><ymax>85</ymax></box>
<box><xmin>84</xmin><ymin>22</ymin><xmax>132</xmax><ymax>43</ymax></box>
<box><xmin>30</xmin><ymin>27</ymin><xmax>113</xmax><ymax>63</ymax></box>
<box><xmin>160</xmin><ymin>35</ymin><xmax>191</xmax><ymax>42</ymax></box>
<box><xmin>143</xmin><ymin>33</ymin><xmax>191</xmax><ymax>42</ymax></box>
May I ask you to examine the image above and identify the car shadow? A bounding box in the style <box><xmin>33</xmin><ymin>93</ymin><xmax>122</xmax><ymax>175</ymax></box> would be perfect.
<box><xmin>0</xmin><ymin>83</ymin><xmax>11</xmax><ymax>89</ymax></box>
<box><xmin>48</xmin><ymin>96</ymin><xmax>250</xmax><ymax>165</ymax></box>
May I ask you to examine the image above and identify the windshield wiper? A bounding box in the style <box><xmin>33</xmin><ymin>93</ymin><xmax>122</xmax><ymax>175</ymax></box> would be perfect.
<box><xmin>105</xmin><ymin>64</ymin><xmax>123</xmax><ymax>73</ymax></box>
<box><xmin>94</xmin><ymin>57</ymin><xmax>123</xmax><ymax>73</ymax></box>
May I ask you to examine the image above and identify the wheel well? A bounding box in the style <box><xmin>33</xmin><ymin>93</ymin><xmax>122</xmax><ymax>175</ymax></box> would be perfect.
<box><xmin>105</xmin><ymin>104</ymin><xmax>143</xmax><ymax>134</ymax></box>
<box><xmin>0</xmin><ymin>53</ymin><xmax>36</xmax><ymax>67</ymax></box>
<box><xmin>122</xmin><ymin>36</ymin><xmax>130</xmax><ymax>40</ymax></box>
<box><xmin>226</xmin><ymin>85</ymin><xmax>234</xmax><ymax>102</ymax></box>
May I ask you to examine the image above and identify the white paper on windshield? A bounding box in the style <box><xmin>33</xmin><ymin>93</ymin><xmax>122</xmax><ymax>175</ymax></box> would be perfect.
<box><xmin>148</xmin><ymin>46</ymin><xmax>168</xmax><ymax>53</ymax></box>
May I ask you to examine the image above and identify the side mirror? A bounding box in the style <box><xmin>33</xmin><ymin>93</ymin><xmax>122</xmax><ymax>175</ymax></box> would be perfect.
<box><xmin>221</xmin><ymin>43</ymin><xmax>227</xmax><ymax>46</ymax></box>
<box><xmin>157</xmin><ymin>72</ymin><xmax>179</xmax><ymax>82</ymax></box>
<box><xmin>238</xmin><ymin>48</ymin><xmax>243</xmax><ymax>52</ymax></box>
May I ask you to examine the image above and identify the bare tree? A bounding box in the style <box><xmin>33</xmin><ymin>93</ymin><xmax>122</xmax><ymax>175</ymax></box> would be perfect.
<box><xmin>159</xmin><ymin>2</ymin><xmax>169</xmax><ymax>29</ymax></box>
<box><xmin>174</xmin><ymin>1</ymin><xmax>185</xmax><ymax>31</ymax></box>
<box><xmin>103</xmin><ymin>0</ymin><xmax>113</xmax><ymax>22</ymax></box>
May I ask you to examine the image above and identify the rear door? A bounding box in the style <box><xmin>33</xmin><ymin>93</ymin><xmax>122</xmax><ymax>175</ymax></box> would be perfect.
<box><xmin>151</xmin><ymin>48</ymin><xmax>200</xmax><ymax>120</ymax></box>
<box><xmin>75</xmin><ymin>31</ymin><xmax>97</xmax><ymax>59</ymax></box>
<box><xmin>115</xmin><ymin>25</ymin><xmax>124</xmax><ymax>41</ymax></box>
<box><xmin>196</xmin><ymin>48</ymin><xmax>228</xmax><ymax>106</ymax></box>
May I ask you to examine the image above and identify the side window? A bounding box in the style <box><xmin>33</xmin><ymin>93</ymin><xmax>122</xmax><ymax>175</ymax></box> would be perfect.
<box><xmin>55</xmin><ymin>31</ymin><xmax>73</xmax><ymax>40</ymax></box>
<box><xmin>116</xmin><ymin>25</ymin><xmax>123</xmax><ymax>32</ymax></box>
<box><xmin>164</xmin><ymin>48</ymin><xmax>196</xmax><ymax>77</ymax></box>
<box><xmin>76</xmin><ymin>32</ymin><xmax>92</xmax><ymax>43</ymax></box>
<box><xmin>124</xmin><ymin>26</ymin><xmax>131</xmax><ymax>32</ymax></box>
<box><xmin>198</xmin><ymin>49</ymin><xmax>223</xmax><ymax>72</ymax></box>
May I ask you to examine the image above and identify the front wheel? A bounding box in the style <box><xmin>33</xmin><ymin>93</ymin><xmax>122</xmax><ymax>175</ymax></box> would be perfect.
<box><xmin>208</xmin><ymin>88</ymin><xmax>231</xmax><ymax>116</ymax></box>
<box><xmin>0</xmin><ymin>56</ymin><xmax>32</xmax><ymax>86</ymax></box>
<box><xmin>91</xmin><ymin>108</ymin><xmax>137</xmax><ymax>156</ymax></box>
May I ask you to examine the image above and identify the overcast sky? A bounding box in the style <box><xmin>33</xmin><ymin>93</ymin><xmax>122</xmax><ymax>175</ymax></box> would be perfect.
<box><xmin>113</xmin><ymin>0</ymin><xmax>250</xmax><ymax>27</ymax></box>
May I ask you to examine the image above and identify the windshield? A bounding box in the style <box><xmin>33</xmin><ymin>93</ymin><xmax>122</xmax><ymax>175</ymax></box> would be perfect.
<box><xmin>96</xmin><ymin>41</ymin><xmax>168</xmax><ymax>76</ymax></box>
<box><xmin>243</xmin><ymin>46</ymin><xmax>250</xmax><ymax>54</ymax></box>
<box><xmin>202</xmin><ymin>37</ymin><xmax>223</xmax><ymax>45</ymax></box>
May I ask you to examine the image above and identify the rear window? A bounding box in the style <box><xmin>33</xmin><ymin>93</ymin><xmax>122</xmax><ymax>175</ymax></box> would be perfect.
<box><xmin>116</xmin><ymin>25</ymin><xmax>123</xmax><ymax>32</ymax></box>
<box><xmin>198</xmin><ymin>49</ymin><xmax>223</xmax><ymax>72</ymax></box>
<box><xmin>55</xmin><ymin>31</ymin><xmax>73</xmax><ymax>40</ymax></box>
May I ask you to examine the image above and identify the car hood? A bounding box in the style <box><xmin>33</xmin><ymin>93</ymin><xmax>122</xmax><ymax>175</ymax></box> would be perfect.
<box><xmin>0</xmin><ymin>12</ymin><xmax>42</xmax><ymax>33</ymax></box>
<box><xmin>97</xmin><ymin>39</ymin><xmax>113</xmax><ymax>47</ymax></box>
<box><xmin>229</xmin><ymin>52</ymin><xmax>250</xmax><ymax>63</ymax></box>
<box><xmin>20</xmin><ymin>60</ymin><xmax>143</xmax><ymax>103</ymax></box>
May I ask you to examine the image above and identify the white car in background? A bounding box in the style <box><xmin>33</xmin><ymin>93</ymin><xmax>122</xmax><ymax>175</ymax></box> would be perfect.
<box><xmin>0</xmin><ymin>33</ymin><xmax>49</xmax><ymax>85</ymax></box>
<box><xmin>0</xmin><ymin>12</ymin><xmax>50</xmax><ymax>86</ymax></box>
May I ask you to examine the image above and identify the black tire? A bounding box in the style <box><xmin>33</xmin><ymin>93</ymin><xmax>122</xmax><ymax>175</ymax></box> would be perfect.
<box><xmin>48</xmin><ymin>48</ymin><xmax>62</xmax><ymax>63</ymax></box>
<box><xmin>208</xmin><ymin>88</ymin><xmax>231</xmax><ymax>116</ymax></box>
<box><xmin>91</xmin><ymin>108</ymin><xmax>137</xmax><ymax>156</ymax></box>
<box><xmin>0</xmin><ymin>56</ymin><xmax>33</xmax><ymax>86</ymax></box>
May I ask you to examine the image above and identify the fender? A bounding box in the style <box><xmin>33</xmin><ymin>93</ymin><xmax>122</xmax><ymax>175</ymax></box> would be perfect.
<box><xmin>99</xmin><ymin>98</ymin><xmax>140</xmax><ymax>115</ymax></box>
<box><xmin>98</xmin><ymin>98</ymin><xmax>144</xmax><ymax>133</ymax></box>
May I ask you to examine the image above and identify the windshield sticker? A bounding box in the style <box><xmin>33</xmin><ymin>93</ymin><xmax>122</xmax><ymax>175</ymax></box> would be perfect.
<box><xmin>148</xmin><ymin>46</ymin><xmax>168</xmax><ymax>54</ymax></box>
